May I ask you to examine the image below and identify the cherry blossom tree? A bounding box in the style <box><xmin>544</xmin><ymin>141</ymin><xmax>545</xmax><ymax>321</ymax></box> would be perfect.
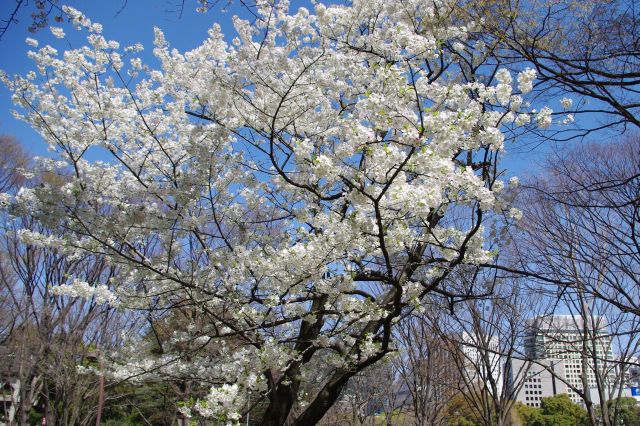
<box><xmin>1</xmin><ymin>0</ymin><xmax>549</xmax><ymax>423</ymax></box>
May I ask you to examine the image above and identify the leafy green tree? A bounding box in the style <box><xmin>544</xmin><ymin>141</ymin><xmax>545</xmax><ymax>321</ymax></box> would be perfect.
<box><xmin>541</xmin><ymin>394</ymin><xmax>588</xmax><ymax>423</ymax></box>
<box><xmin>516</xmin><ymin>395</ymin><xmax>589</xmax><ymax>426</ymax></box>
<box><xmin>515</xmin><ymin>402</ymin><xmax>544</xmax><ymax>426</ymax></box>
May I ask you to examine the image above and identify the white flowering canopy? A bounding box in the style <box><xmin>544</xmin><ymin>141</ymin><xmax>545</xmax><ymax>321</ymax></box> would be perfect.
<box><xmin>2</xmin><ymin>0</ymin><xmax>542</xmax><ymax>423</ymax></box>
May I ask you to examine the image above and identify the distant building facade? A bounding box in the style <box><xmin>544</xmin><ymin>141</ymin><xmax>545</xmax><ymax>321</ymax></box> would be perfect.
<box><xmin>620</xmin><ymin>356</ymin><xmax>640</xmax><ymax>403</ymax></box>
<box><xmin>511</xmin><ymin>359</ymin><xmax>568</xmax><ymax>407</ymax></box>
<box><xmin>514</xmin><ymin>315</ymin><xmax>617</xmax><ymax>406</ymax></box>
<box><xmin>460</xmin><ymin>332</ymin><xmax>505</xmax><ymax>398</ymax></box>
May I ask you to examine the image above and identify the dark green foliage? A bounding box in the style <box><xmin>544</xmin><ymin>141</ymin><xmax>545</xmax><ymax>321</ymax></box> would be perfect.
<box><xmin>515</xmin><ymin>394</ymin><xmax>589</xmax><ymax>426</ymax></box>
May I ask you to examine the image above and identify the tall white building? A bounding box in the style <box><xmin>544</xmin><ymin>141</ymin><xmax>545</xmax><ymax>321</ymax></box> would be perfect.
<box><xmin>461</xmin><ymin>332</ymin><xmax>504</xmax><ymax>398</ymax></box>
<box><xmin>520</xmin><ymin>315</ymin><xmax>615</xmax><ymax>405</ymax></box>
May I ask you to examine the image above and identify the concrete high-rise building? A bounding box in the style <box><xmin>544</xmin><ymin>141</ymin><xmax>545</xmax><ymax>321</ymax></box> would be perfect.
<box><xmin>511</xmin><ymin>358</ymin><xmax>568</xmax><ymax>408</ymax></box>
<box><xmin>514</xmin><ymin>315</ymin><xmax>616</xmax><ymax>406</ymax></box>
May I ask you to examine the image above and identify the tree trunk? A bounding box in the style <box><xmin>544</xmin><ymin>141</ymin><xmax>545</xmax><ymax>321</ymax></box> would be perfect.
<box><xmin>291</xmin><ymin>370</ymin><xmax>353</xmax><ymax>426</ymax></box>
<box><xmin>261</xmin><ymin>382</ymin><xmax>296</xmax><ymax>426</ymax></box>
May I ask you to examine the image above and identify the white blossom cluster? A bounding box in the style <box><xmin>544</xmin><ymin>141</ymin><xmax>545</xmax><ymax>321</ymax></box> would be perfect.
<box><xmin>537</xmin><ymin>106</ymin><xmax>554</xmax><ymax>129</ymax></box>
<box><xmin>193</xmin><ymin>384</ymin><xmax>243</xmax><ymax>422</ymax></box>
<box><xmin>51</xmin><ymin>279</ymin><xmax>118</xmax><ymax>306</ymax></box>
